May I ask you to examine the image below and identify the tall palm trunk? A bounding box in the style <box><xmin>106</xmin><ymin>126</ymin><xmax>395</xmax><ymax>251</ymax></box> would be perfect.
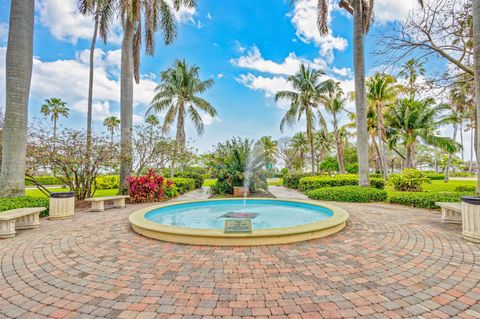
<box><xmin>444</xmin><ymin>122</ymin><xmax>458</xmax><ymax>182</ymax></box>
<box><xmin>119</xmin><ymin>19</ymin><xmax>134</xmax><ymax>194</ymax></box>
<box><xmin>352</xmin><ymin>1</ymin><xmax>369</xmax><ymax>186</ymax></box>
<box><xmin>306</xmin><ymin>106</ymin><xmax>315</xmax><ymax>174</ymax></box>
<box><xmin>86</xmin><ymin>16</ymin><xmax>99</xmax><ymax>160</ymax></box>
<box><xmin>0</xmin><ymin>0</ymin><xmax>34</xmax><ymax>196</ymax></box>
<box><xmin>172</xmin><ymin>104</ymin><xmax>186</xmax><ymax>177</ymax></box>
<box><xmin>376</xmin><ymin>104</ymin><xmax>388</xmax><ymax>179</ymax></box>
<box><xmin>474</xmin><ymin>0</ymin><xmax>480</xmax><ymax>193</ymax></box>
<box><xmin>470</xmin><ymin>125</ymin><xmax>474</xmax><ymax>173</ymax></box>
<box><xmin>332</xmin><ymin>114</ymin><xmax>345</xmax><ymax>174</ymax></box>
<box><xmin>405</xmin><ymin>143</ymin><xmax>414</xmax><ymax>168</ymax></box>
<box><xmin>460</xmin><ymin>122</ymin><xmax>464</xmax><ymax>161</ymax></box>
<box><xmin>53</xmin><ymin>117</ymin><xmax>57</xmax><ymax>151</ymax></box>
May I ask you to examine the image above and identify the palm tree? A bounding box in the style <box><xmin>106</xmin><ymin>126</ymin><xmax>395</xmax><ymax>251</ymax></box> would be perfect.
<box><xmin>385</xmin><ymin>98</ymin><xmax>460</xmax><ymax>168</ymax></box>
<box><xmin>275</xmin><ymin>64</ymin><xmax>328</xmax><ymax>174</ymax></box>
<box><xmin>118</xmin><ymin>0</ymin><xmax>196</xmax><ymax>192</ymax></box>
<box><xmin>77</xmin><ymin>0</ymin><xmax>115</xmax><ymax>158</ymax></box>
<box><xmin>40</xmin><ymin>98</ymin><xmax>70</xmax><ymax>149</ymax></box>
<box><xmin>366</xmin><ymin>73</ymin><xmax>403</xmax><ymax>178</ymax></box>
<box><xmin>104</xmin><ymin>116</ymin><xmax>121</xmax><ymax>145</ymax></box>
<box><xmin>0</xmin><ymin>0</ymin><xmax>35</xmax><ymax>196</ymax></box>
<box><xmin>398</xmin><ymin>59</ymin><xmax>426</xmax><ymax>101</ymax></box>
<box><xmin>291</xmin><ymin>132</ymin><xmax>309</xmax><ymax>172</ymax></box>
<box><xmin>257</xmin><ymin>136</ymin><xmax>278</xmax><ymax>167</ymax></box>
<box><xmin>314</xmin><ymin>128</ymin><xmax>333</xmax><ymax>173</ymax></box>
<box><xmin>147</xmin><ymin>59</ymin><xmax>216</xmax><ymax>177</ymax></box>
<box><xmin>145</xmin><ymin>114</ymin><xmax>160</xmax><ymax>144</ymax></box>
<box><xmin>319</xmin><ymin>80</ymin><xmax>347</xmax><ymax>174</ymax></box>
<box><xmin>473</xmin><ymin>1</ymin><xmax>480</xmax><ymax>192</ymax></box>
<box><xmin>295</xmin><ymin>0</ymin><xmax>424</xmax><ymax>186</ymax></box>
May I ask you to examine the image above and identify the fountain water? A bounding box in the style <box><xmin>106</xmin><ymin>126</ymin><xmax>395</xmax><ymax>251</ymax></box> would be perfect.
<box><xmin>243</xmin><ymin>145</ymin><xmax>259</xmax><ymax>208</ymax></box>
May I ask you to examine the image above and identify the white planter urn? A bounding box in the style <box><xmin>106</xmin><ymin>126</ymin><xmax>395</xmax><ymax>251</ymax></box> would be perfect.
<box><xmin>49</xmin><ymin>192</ymin><xmax>75</xmax><ymax>220</ymax></box>
<box><xmin>461</xmin><ymin>196</ymin><xmax>480</xmax><ymax>244</ymax></box>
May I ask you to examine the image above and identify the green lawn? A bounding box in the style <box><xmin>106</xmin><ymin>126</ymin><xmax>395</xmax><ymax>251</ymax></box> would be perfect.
<box><xmin>203</xmin><ymin>179</ymin><xmax>217</xmax><ymax>187</ymax></box>
<box><xmin>25</xmin><ymin>188</ymin><xmax>118</xmax><ymax>198</ymax></box>
<box><xmin>267</xmin><ymin>178</ymin><xmax>283</xmax><ymax>186</ymax></box>
<box><xmin>202</xmin><ymin>178</ymin><xmax>284</xmax><ymax>187</ymax></box>
<box><xmin>385</xmin><ymin>180</ymin><xmax>476</xmax><ymax>193</ymax></box>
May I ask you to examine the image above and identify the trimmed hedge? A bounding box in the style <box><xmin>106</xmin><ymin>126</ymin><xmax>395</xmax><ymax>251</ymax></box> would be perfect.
<box><xmin>0</xmin><ymin>197</ymin><xmax>50</xmax><ymax>217</ymax></box>
<box><xmin>387</xmin><ymin>191</ymin><xmax>471</xmax><ymax>209</ymax></box>
<box><xmin>25</xmin><ymin>176</ymin><xmax>63</xmax><ymax>186</ymax></box>
<box><xmin>170</xmin><ymin>178</ymin><xmax>195</xmax><ymax>194</ymax></box>
<box><xmin>299</xmin><ymin>175</ymin><xmax>385</xmax><ymax>192</ymax></box>
<box><xmin>96</xmin><ymin>175</ymin><xmax>119</xmax><ymax>190</ymax></box>
<box><xmin>423</xmin><ymin>173</ymin><xmax>445</xmax><ymax>180</ymax></box>
<box><xmin>455</xmin><ymin>185</ymin><xmax>476</xmax><ymax>192</ymax></box>
<box><xmin>307</xmin><ymin>186</ymin><xmax>388</xmax><ymax>203</ymax></box>
<box><xmin>283</xmin><ymin>173</ymin><xmax>311</xmax><ymax>189</ymax></box>
<box><xmin>173</xmin><ymin>172</ymin><xmax>204</xmax><ymax>189</ymax></box>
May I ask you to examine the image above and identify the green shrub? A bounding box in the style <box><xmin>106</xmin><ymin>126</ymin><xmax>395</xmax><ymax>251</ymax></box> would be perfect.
<box><xmin>211</xmin><ymin>180</ymin><xmax>232</xmax><ymax>195</ymax></box>
<box><xmin>451</xmin><ymin>171</ymin><xmax>475</xmax><ymax>177</ymax></box>
<box><xmin>308</xmin><ymin>186</ymin><xmax>388</xmax><ymax>203</ymax></box>
<box><xmin>170</xmin><ymin>178</ymin><xmax>195</xmax><ymax>194</ymax></box>
<box><xmin>25</xmin><ymin>176</ymin><xmax>63</xmax><ymax>186</ymax></box>
<box><xmin>454</xmin><ymin>185</ymin><xmax>476</xmax><ymax>192</ymax></box>
<box><xmin>175</xmin><ymin>172</ymin><xmax>204</xmax><ymax>189</ymax></box>
<box><xmin>281</xmin><ymin>168</ymin><xmax>289</xmax><ymax>176</ymax></box>
<box><xmin>345</xmin><ymin>163</ymin><xmax>359</xmax><ymax>174</ymax></box>
<box><xmin>389</xmin><ymin>168</ymin><xmax>430</xmax><ymax>192</ymax></box>
<box><xmin>163</xmin><ymin>184</ymin><xmax>179</xmax><ymax>198</ymax></box>
<box><xmin>283</xmin><ymin>173</ymin><xmax>311</xmax><ymax>189</ymax></box>
<box><xmin>299</xmin><ymin>175</ymin><xmax>385</xmax><ymax>192</ymax></box>
<box><xmin>0</xmin><ymin>197</ymin><xmax>50</xmax><ymax>217</ymax></box>
<box><xmin>96</xmin><ymin>175</ymin><xmax>119</xmax><ymax>190</ymax></box>
<box><xmin>388</xmin><ymin>191</ymin><xmax>469</xmax><ymax>209</ymax></box>
<box><xmin>423</xmin><ymin>172</ymin><xmax>445</xmax><ymax>180</ymax></box>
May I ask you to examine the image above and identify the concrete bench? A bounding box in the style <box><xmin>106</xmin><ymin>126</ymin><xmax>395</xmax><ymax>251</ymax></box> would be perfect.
<box><xmin>0</xmin><ymin>207</ymin><xmax>46</xmax><ymax>239</ymax></box>
<box><xmin>435</xmin><ymin>202</ymin><xmax>462</xmax><ymax>224</ymax></box>
<box><xmin>84</xmin><ymin>195</ymin><xmax>129</xmax><ymax>212</ymax></box>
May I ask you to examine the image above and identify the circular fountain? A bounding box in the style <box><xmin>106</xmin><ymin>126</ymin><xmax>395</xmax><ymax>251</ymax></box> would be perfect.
<box><xmin>129</xmin><ymin>199</ymin><xmax>349</xmax><ymax>246</ymax></box>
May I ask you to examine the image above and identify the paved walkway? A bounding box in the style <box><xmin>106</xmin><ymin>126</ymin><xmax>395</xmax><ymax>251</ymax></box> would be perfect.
<box><xmin>171</xmin><ymin>187</ymin><xmax>211</xmax><ymax>202</ymax></box>
<box><xmin>1</xmin><ymin>196</ymin><xmax>479</xmax><ymax>318</ymax></box>
<box><xmin>269</xmin><ymin>186</ymin><xmax>308</xmax><ymax>200</ymax></box>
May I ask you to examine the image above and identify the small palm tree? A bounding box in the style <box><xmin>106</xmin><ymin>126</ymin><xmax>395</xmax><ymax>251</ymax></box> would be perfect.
<box><xmin>275</xmin><ymin>64</ymin><xmax>328</xmax><ymax>174</ymax></box>
<box><xmin>257</xmin><ymin>136</ymin><xmax>278</xmax><ymax>170</ymax></box>
<box><xmin>319</xmin><ymin>80</ymin><xmax>347</xmax><ymax>174</ymax></box>
<box><xmin>145</xmin><ymin>114</ymin><xmax>160</xmax><ymax>144</ymax></box>
<box><xmin>366</xmin><ymin>73</ymin><xmax>403</xmax><ymax>178</ymax></box>
<box><xmin>103</xmin><ymin>116</ymin><xmax>121</xmax><ymax>145</ymax></box>
<box><xmin>148</xmin><ymin>59</ymin><xmax>216</xmax><ymax>176</ymax></box>
<box><xmin>291</xmin><ymin>132</ymin><xmax>309</xmax><ymax>172</ymax></box>
<box><xmin>398</xmin><ymin>59</ymin><xmax>426</xmax><ymax>101</ymax></box>
<box><xmin>385</xmin><ymin>98</ymin><xmax>460</xmax><ymax>168</ymax></box>
<box><xmin>41</xmin><ymin>98</ymin><xmax>70</xmax><ymax>148</ymax></box>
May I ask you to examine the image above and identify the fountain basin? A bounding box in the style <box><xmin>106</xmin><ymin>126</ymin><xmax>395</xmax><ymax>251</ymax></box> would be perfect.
<box><xmin>129</xmin><ymin>199</ymin><xmax>349</xmax><ymax>246</ymax></box>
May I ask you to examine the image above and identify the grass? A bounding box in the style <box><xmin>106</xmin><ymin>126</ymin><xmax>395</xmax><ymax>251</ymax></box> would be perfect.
<box><xmin>267</xmin><ymin>178</ymin><xmax>283</xmax><ymax>186</ymax></box>
<box><xmin>385</xmin><ymin>180</ymin><xmax>476</xmax><ymax>193</ymax></box>
<box><xmin>203</xmin><ymin>179</ymin><xmax>217</xmax><ymax>187</ymax></box>
<box><xmin>25</xmin><ymin>188</ymin><xmax>118</xmax><ymax>198</ymax></box>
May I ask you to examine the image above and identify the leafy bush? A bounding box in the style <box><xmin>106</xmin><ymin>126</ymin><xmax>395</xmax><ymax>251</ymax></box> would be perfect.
<box><xmin>128</xmin><ymin>169</ymin><xmax>177</xmax><ymax>203</ymax></box>
<box><xmin>211</xmin><ymin>180</ymin><xmax>232</xmax><ymax>195</ymax></box>
<box><xmin>388</xmin><ymin>191</ymin><xmax>470</xmax><ymax>209</ymax></box>
<box><xmin>389</xmin><ymin>168</ymin><xmax>430</xmax><ymax>192</ymax></box>
<box><xmin>454</xmin><ymin>185</ymin><xmax>476</xmax><ymax>192</ymax></box>
<box><xmin>423</xmin><ymin>172</ymin><xmax>445</xmax><ymax>180</ymax></box>
<box><xmin>345</xmin><ymin>163</ymin><xmax>359</xmax><ymax>174</ymax></box>
<box><xmin>170</xmin><ymin>178</ymin><xmax>195</xmax><ymax>194</ymax></box>
<box><xmin>452</xmin><ymin>171</ymin><xmax>475</xmax><ymax>177</ymax></box>
<box><xmin>283</xmin><ymin>173</ymin><xmax>311</xmax><ymax>189</ymax></box>
<box><xmin>96</xmin><ymin>175</ymin><xmax>119</xmax><ymax>190</ymax></box>
<box><xmin>307</xmin><ymin>186</ymin><xmax>388</xmax><ymax>203</ymax></box>
<box><xmin>171</xmin><ymin>172</ymin><xmax>204</xmax><ymax>189</ymax></box>
<box><xmin>298</xmin><ymin>175</ymin><xmax>385</xmax><ymax>192</ymax></box>
<box><xmin>319</xmin><ymin>156</ymin><xmax>339</xmax><ymax>173</ymax></box>
<box><xmin>0</xmin><ymin>197</ymin><xmax>50</xmax><ymax>217</ymax></box>
<box><xmin>281</xmin><ymin>168</ymin><xmax>289</xmax><ymax>176</ymax></box>
<box><xmin>25</xmin><ymin>176</ymin><xmax>63</xmax><ymax>186</ymax></box>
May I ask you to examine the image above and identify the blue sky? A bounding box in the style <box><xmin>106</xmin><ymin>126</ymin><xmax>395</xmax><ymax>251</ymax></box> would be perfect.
<box><xmin>0</xmin><ymin>0</ymin><xmax>435</xmax><ymax>152</ymax></box>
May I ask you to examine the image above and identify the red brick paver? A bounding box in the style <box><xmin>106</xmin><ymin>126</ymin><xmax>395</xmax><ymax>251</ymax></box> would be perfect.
<box><xmin>0</xmin><ymin>202</ymin><xmax>479</xmax><ymax>318</ymax></box>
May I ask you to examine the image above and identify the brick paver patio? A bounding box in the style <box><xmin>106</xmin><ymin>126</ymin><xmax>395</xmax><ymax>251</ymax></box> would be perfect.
<box><xmin>0</xmin><ymin>200</ymin><xmax>479</xmax><ymax>318</ymax></box>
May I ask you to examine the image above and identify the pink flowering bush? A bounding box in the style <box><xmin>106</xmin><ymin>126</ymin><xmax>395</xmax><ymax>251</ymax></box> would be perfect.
<box><xmin>128</xmin><ymin>169</ymin><xmax>178</xmax><ymax>203</ymax></box>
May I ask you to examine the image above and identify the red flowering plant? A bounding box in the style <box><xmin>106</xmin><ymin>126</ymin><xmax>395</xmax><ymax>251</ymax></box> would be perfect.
<box><xmin>128</xmin><ymin>169</ymin><xmax>178</xmax><ymax>203</ymax></box>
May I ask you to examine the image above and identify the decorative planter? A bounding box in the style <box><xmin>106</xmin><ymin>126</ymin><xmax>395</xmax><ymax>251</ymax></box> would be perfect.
<box><xmin>233</xmin><ymin>187</ymin><xmax>249</xmax><ymax>197</ymax></box>
<box><xmin>461</xmin><ymin>196</ymin><xmax>480</xmax><ymax>243</ymax></box>
<box><xmin>49</xmin><ymin>192</ymin><xmax>75</xmax><ymax>220</ymax></box>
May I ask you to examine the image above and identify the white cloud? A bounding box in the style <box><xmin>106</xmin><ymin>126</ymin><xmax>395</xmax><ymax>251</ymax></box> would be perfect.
<box><xmin>0</xmin><ymin>23</ymin><xmax>7</xmax><ymax>43</ymax></box>
<box><xmin>236</xmin><ymin>73</ymin><xmax>292</xmax><ymax>98</ymax></box>
<box><xmin>231</xmin><ymin>46</ymin><xmax>327</xmax><ymax>76</ymax></box>
<box><xmin>290</xmin><ymin>0</ymin><xmax>348</xmax><ymax>61</ymax></box>
<box><xmin>37</xmin><ymin>0</ymin><xmax>196</xmax><ymax>44</ymax></box>
<box><xmin>0</xmin><ymin>46</ymin><xmax>158</xmax><ymax>122</ymax></box>
<box><xmin>373</xmin><ymin>0</ymin><xmax>420</xmax><ymax>23</ymax></box>
<box><xmin>331</xmin><ymin>67</ymin><xmax>352</xmax><ymax>78</ymax></box>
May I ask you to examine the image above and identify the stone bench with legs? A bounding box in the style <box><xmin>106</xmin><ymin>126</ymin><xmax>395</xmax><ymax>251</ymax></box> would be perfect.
<box><xmin>435</xmin><ymin>202</ymin><xmax>462</xmax><ymax>224</ymax></box>
<box><xmin>0</xmin><ymin>207</ymin><xmax>46</xmax><ymax>239</ymax></box>
<box><xmin>84</xmin><ymin>195</ymin><xmax>129</xmax><ymax>212</ymax></box>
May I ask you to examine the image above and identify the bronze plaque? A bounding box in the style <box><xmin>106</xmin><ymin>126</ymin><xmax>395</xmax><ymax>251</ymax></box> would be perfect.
<box><xmin>224</xmin><ymin>219</ymin><xmax>252</xmax><ymax>233</ymax></box>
